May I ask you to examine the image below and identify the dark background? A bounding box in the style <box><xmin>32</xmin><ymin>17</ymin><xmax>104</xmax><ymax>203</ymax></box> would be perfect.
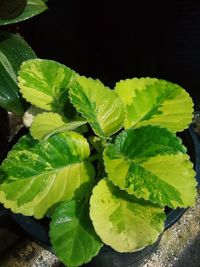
<box><xmin>19</xmin><ymin>0</ymin><xmax>200</xmax><ymax>108</ymax></box>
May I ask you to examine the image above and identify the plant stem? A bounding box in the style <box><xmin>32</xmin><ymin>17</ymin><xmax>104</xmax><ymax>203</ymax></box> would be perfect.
<box><xmin>89</xmin><ymin>154</ymin><xmax>100</xmax><ymax>162</ymax></box>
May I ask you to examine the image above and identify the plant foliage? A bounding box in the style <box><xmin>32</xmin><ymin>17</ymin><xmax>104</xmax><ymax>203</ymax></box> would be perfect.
<box><xmin>0</xmin><ymin>58</ymin><xmax>197</xmax><ymax>267</ymax></box>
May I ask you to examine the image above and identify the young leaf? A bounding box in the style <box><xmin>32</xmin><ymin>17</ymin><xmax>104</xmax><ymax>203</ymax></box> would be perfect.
<box><xmin>69</xmin><ymin>76</ymin><xmax>125</xmax><ymax>138</ymax></box>
<box><xmin>0</xmin><ymin>0</ymin><xmax>47</xmax><ymax>26</ymax></box>
<box><xmin>0</xmin><ymin>31</ymin><xmax>36</xmax><ymax>115</ymax></box>
<box><xmin>104</xmin><ymin>125</ymin><xmax>197</xmax><ymax>208</ymax></box>
<box><xmin>90</xmin><ymin>179</ymin><xmax>165</xmax><ymax>252</ymax></box>
<box><xmin>18</xmin><ymin>59</ymin><xmax>75</xmax><ymax>112</ymax></box>
<box><xmin>50</xmin><ymin>201</ymin><xmax>103</xmax><ymax>267</ymax></box>
<box><xmin>0</xmin><ymin>132</ymin><xmax>94</xmax><ymax>218</ymax></box>
<box><xmin>115</xmin><ymin>78</ymin><xmax>193</xmax><ymax>132</ymax></box>
<box><xmin>30</xmin><ymin>112</ymin><xmax>87</xmax><ymax>140</ymax></box>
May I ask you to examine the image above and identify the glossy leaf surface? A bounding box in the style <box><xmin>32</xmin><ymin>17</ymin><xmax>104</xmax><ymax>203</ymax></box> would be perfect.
<box><xmin>0</xmin><ymin>31</ymin><xmax>36</xmax><ymax>115</ymax></box>
<box><xmin>50</xmin><ymin>201</ymin><xmax>103</xmax><ymax>267</ymax></box>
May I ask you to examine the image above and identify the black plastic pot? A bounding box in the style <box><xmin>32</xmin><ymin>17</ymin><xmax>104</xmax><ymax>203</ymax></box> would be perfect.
<box><xmin>9</xmin><ymin>207</ymin><xmax>185</xmax><ymax>267</ymax></box>
<box><xmin>7</xmin><ymin>210</ymin><xmax>163</xmax><ymax>267</ymax></box>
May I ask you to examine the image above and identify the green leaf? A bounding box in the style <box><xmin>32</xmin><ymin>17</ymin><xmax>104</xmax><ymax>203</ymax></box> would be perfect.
<box><xmin>90</xmin><ymin>179</ymin><xmax>165</xmax><ymax>252</ymax></box>
<box><xmin>0</xmin><ymin>31</ymin><xmax>36</xmax><ymax>115</ymax></box>
<box><xmin>18</xmin><ymin>59</ymin><xmax>75</xmax><ymax>112</ymax></box>
<box><xmin>30</xmin><ymin>112</ymin><xmax>87</xmax><ymax>140</ymax></box>
<box><xmin>69</xmin><ymin>76</ymin><xmax>125</xmax><ymax>138</ymax></box>
<box><xmin>115</xmin><ymin>78</ymin><xmax>193</xmax><ymax>132</ymax></box>
<box><xmin>104</xmin><ymin>125</ymin><xmax>197</xmax><ymax>208</ymax></box>
<box><xmin>0</xmin><ymin>0</ymin><xmax>47</xmax><ymax>26</ymax></box>
<box><xmin>0</xmin><ymin>132</ymin><xmax>95</xmax><ymax>218</ymax></box>
<box><xmin>50</xmin><ymin>201</ymin><xmax>103</xmax><ymax>267</ymax></box>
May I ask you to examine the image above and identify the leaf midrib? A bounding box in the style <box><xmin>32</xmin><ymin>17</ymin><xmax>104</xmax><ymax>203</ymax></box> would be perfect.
<box><xmin>70</xmin><ymin>84</ymin><xmax>106</xmax><ymax>137</ymax></box>
<box><xmin>7</xmin><ymin>160</ymin><xmax>82</xmax><ymax>183</ymax></box>
<box><xmin>61</xmin><ymin>204</ymin><xmax>88</xmax><ymax>265</ymax></box>
<box><xmin>0</xmin><ymin>50</ymin><xmax>18</xmax><ymax>85</ymax></box>
<box><xmin>131</xmin><ymin>84</ymin><xmax>177</xmax><ymax>128</ymax></box>
<box><xmin>120</xmin><ymin>201</ymin><xmax>132</xmax><ymax>249</ymax></box>
<box><xmin>108</xmin><ymin>148</ymin><xmax>182</xmax><ymax>206</ymax></box>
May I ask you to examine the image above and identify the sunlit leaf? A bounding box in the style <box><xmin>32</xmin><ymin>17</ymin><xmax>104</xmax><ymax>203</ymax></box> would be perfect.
<box><xmin>0</xmin><ymin>132</ymin><xmax>94</xmax><ymax>218</ymax></box>
<box><xmin>115</xmin><ymin>78</ymin><xmax>193</xmax><ymax>132</ymax></box>
<box><xmin>30</xmin><ymin>112</ymin><xmax>87</xmax><ymax>140</ymax></box>
<box><xmin>104</xmin><ymin>125</ymin><xmax>197</xmax><ymax>208</ymax></box>
<box><xmin>90</xmin><ymin>179</ymin><xmax>165</xmax><ymax>252</ymax></box>
<box><xmin>69</xmin><ymin>76</ymin><xmax>125</xmax><ymax>138</ymax></box>
<box><xmin>18</xmin><ymin>59</ymin><xmax>75</xmax><ymax>112</ymax></box>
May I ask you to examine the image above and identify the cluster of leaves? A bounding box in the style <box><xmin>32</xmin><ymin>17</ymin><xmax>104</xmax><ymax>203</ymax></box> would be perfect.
<box><xmin>0</xmin><ymin>57</ymin><xmax>197</xmax><ymax>267</ymax></box>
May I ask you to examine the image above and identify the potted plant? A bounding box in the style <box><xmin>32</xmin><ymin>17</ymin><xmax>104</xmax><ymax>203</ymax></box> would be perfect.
<box><xmin>0</xmin><ymin>1</ymin><xmax>198</xmax><ymax>266</ymax></box>
<box><xmin>0</xmin><ymin>56</ymin><xmax>197</xmax><ymax>267</ymax></box>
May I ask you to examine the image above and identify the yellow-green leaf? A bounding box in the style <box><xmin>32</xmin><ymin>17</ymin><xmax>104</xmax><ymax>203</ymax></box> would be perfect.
<box><xmin>30</xmin><ymin>112</ymin><xmax>87</xmax><ymax>140</ymax></box>
<box><xmin>115</xmin><ymin>78</ymin><xmax>193</xmax><ymax>132</ymax></box>
<box><xmin>90</xmin><ymin>179</ymin><xmax>165</xmax><ymax>252</ymax></box>
<box><xmin>18</xmin><ymin>59</ymin><xmax>75</xmax><ymax>112</ymax></box>
<box><xmin>69</xmin><ymin>76</ymin><xmax>125</xmax><ymax>138</ymax></box>
<box><xmin>104</xmin><ymin>126</ymin><xmax>197</xmax><ymax>208</ymax></box>
<box><xmin>0</xmin><ymin>132</ymin><xmax>94</xmax><ymax>218</ymax></box>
